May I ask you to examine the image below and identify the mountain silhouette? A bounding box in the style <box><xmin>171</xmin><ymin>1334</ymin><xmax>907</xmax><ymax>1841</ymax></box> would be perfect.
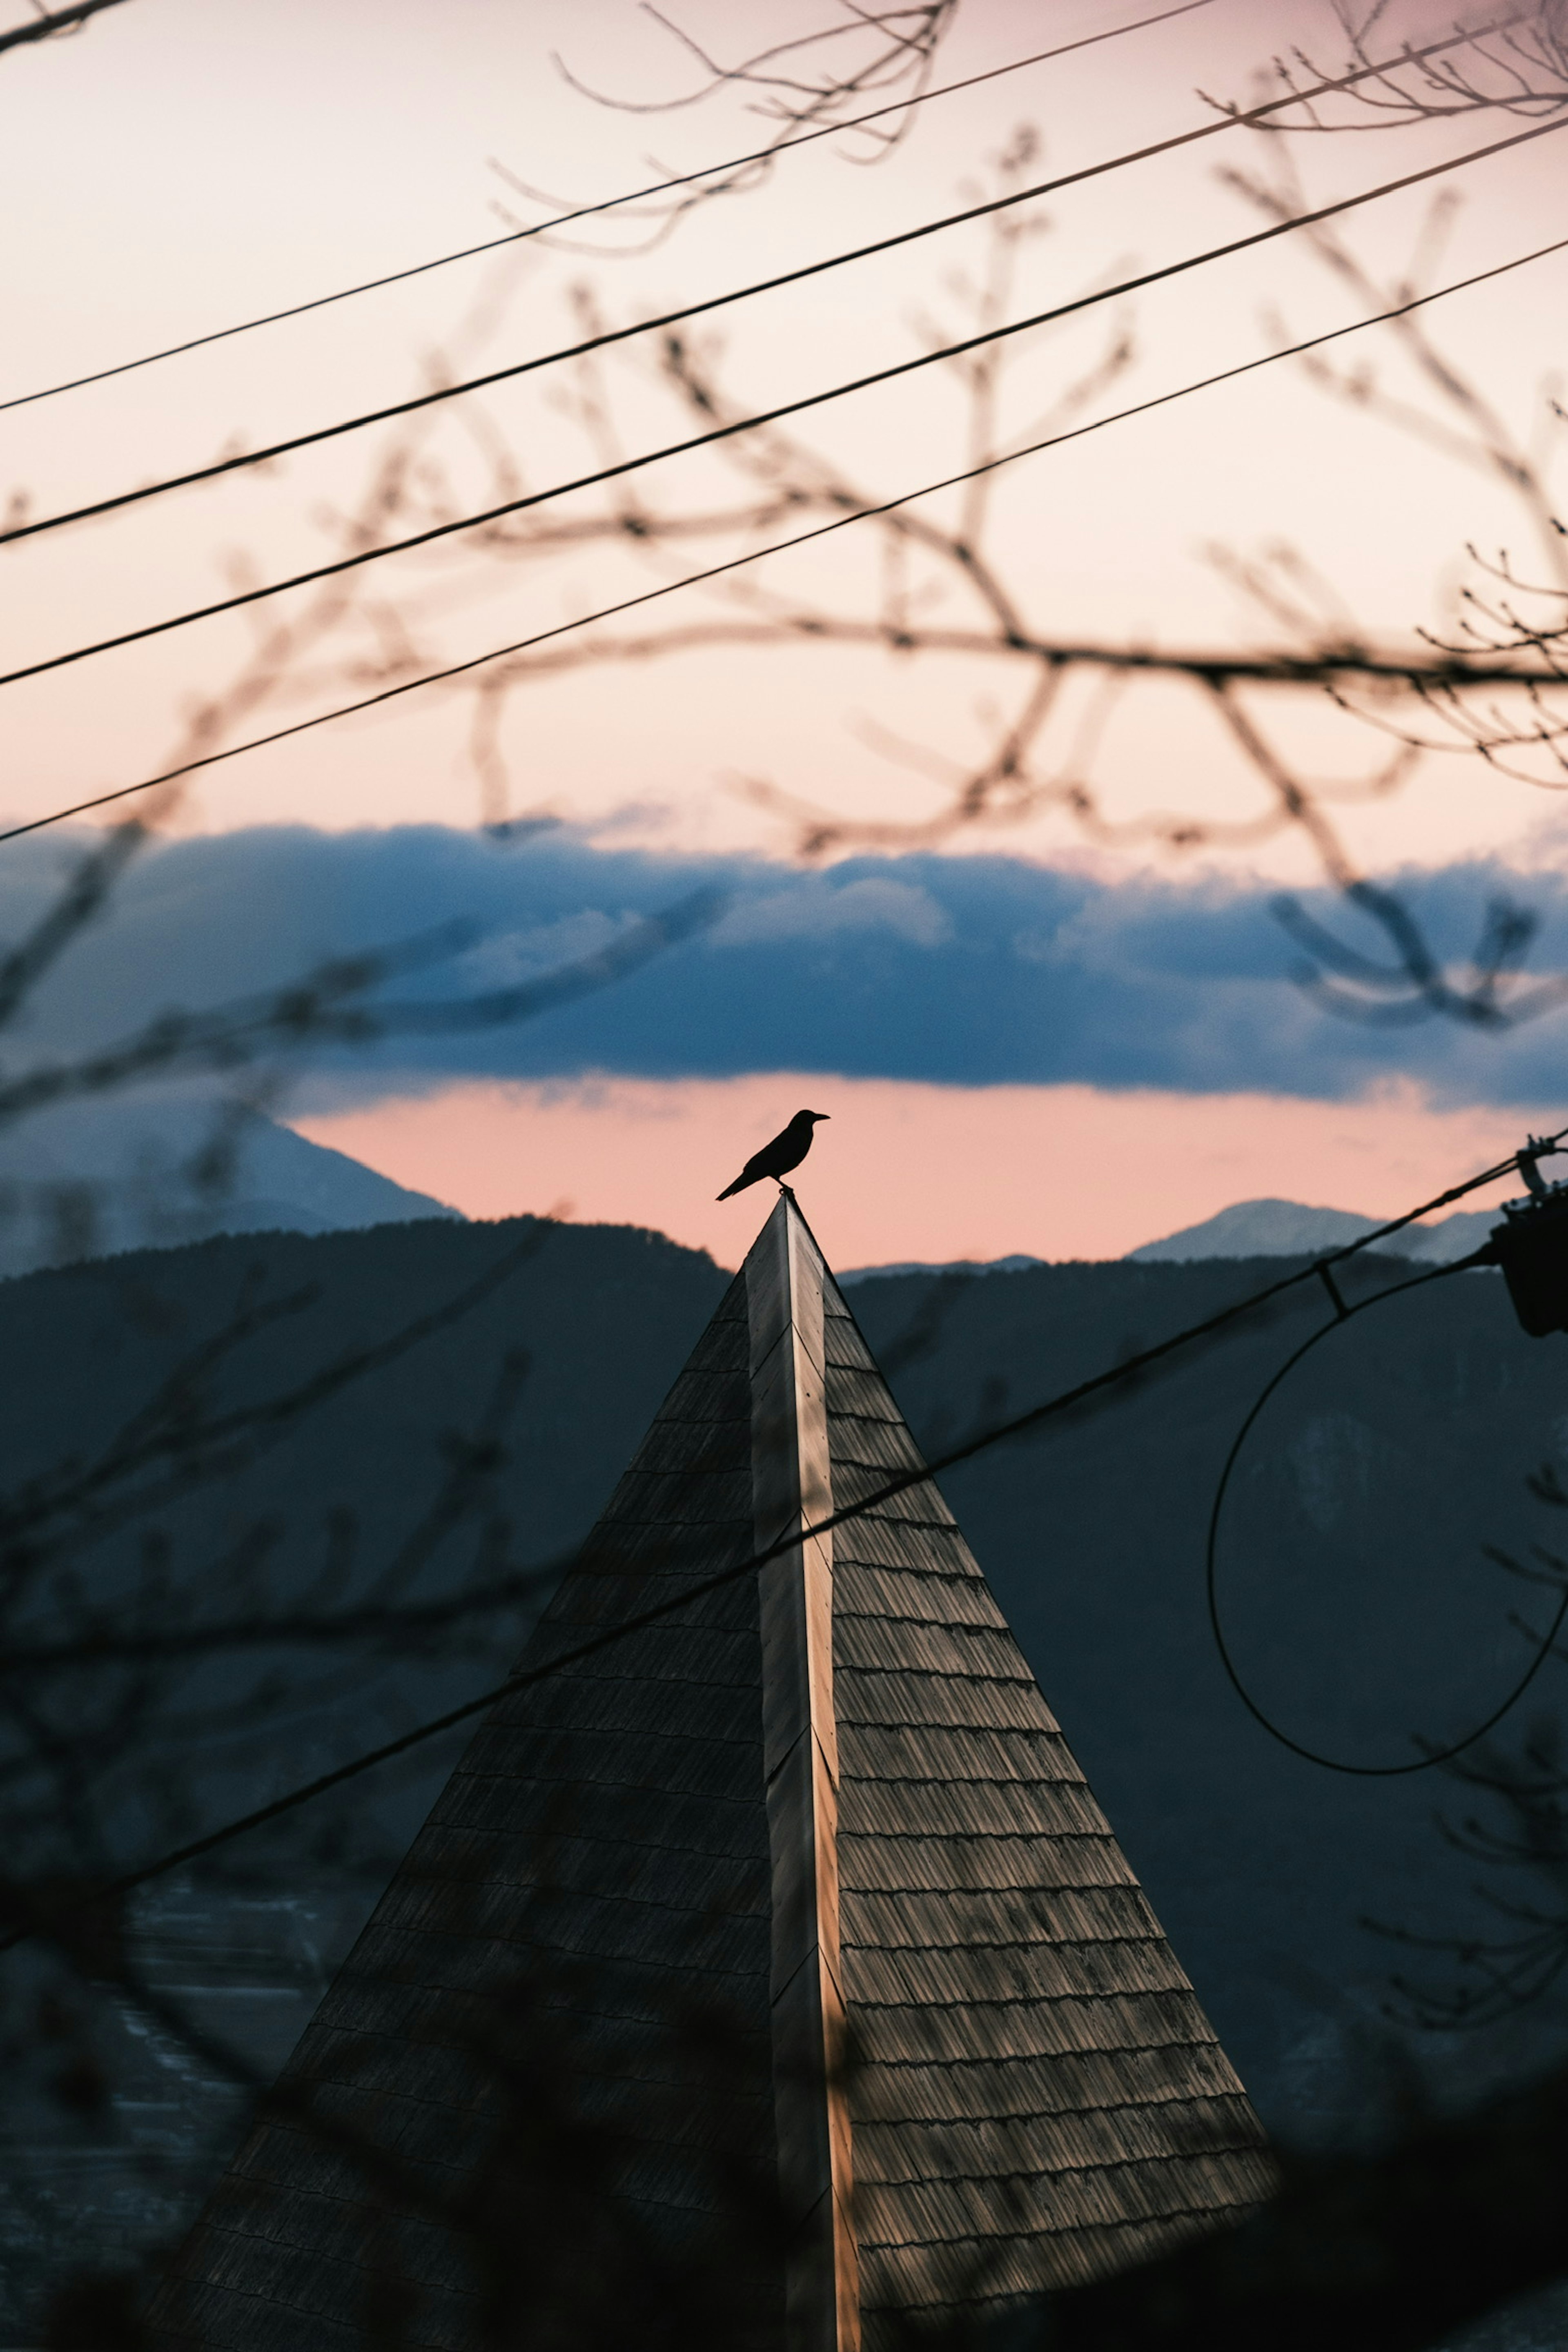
<box><xmin>1125</xmin><ymin>1195</ymin><xmax>1500</xmax><ymax>1265</ymax></box>
<box><xmin>0</xmin><ymin>1098</ymin><xmax>459</xmax><ymax>1275</ymax></box>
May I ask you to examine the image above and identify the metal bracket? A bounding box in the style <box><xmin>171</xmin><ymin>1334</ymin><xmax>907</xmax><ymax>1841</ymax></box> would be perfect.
<box><xmin>1518</xmin><ymin>1135</ymin><xmax>1559</xmax><ymax>1199</ymax></box>
<box><xmin>1316</xmin><ymin>1262</ymin><xmax>1349</xmax><ymax>1321</ymax></box>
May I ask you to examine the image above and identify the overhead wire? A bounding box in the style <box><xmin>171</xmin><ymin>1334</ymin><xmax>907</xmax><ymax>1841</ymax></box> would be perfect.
<box><xmin>0</xmin><ymin>1</ymin><xmax>1216</xmax><ymax>413</ymax></box>
<box><xmin>1205</xmin><ymin>1251</ymin><xmax>1568</xmax><ymax>1776</ymax></box>
<box><xmin>2</xmin><ymin>1127</ymin><xmax>1559</xmax><ymax>1958</ymax></box>
<box><xmin>3</xmin><ymin>0</ymin><xmax>1525</xmax><ymax>416</ymax></box>
<box><xmin>5</xmin><ymin>109</ymin><xmax>1566</xmax><ymax>704</ymax></box>
<box><xmin>0</xmin><ymin>9</ymin><xmax>1541</xmax><ymax>544</ymax></box>
<box><xmin>2</xmin><ymin>223</ymin><xmax>1563</xmax><ymax>848</ymax></box>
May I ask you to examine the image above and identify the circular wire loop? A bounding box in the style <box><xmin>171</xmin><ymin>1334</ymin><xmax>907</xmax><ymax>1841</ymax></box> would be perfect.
<box><xmin>1205</xmin><ymin>1252</ymin><xmax>1568</xmax><ymax>1775</ymax></box>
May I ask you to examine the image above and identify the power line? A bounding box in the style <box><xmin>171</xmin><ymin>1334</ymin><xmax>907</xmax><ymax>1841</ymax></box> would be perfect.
<box><xmin>5</xmin><ymin>111</ymin><xmax>1564</xmax><ymax>702</ymax></box>
<box><xmin>2</xmin><ymin>8</ymin><xmax>1535</xmax><ymax>543</ymax></box>
<box><xmin>2</xmin><ymin>223</ymin><xmax>1561</xmax><ymax>849</ymax></box>
<box><xmin>4</xmin><ymin>1129</ymin><xmax>1556</xmax><ymax>1956</ymax></box>
<box><xmin>0</xmin><ymin>0</ymin><xmax>1219</xmax><ymax>414</ymax></box>
<box><xmin>9</xmin><ymin>0</ymin><xmax>1526</xmax><ymax>419</ymax></box>
<box><xmin>1205</xmin><ymin>1251</ymin><xmax>1568</xmax><ymax>1776</ymax></box>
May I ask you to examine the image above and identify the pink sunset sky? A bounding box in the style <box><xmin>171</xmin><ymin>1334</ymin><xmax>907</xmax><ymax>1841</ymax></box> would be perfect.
<box><xmin>3</xmin><ymin>0</ymin><xmax>1566</xmax><ymax>1265</ymax></box>
<box><xmin>295</xmin><ymin>1075</ymin><xmax>1550</xmax><ymax>1269</ymax></box>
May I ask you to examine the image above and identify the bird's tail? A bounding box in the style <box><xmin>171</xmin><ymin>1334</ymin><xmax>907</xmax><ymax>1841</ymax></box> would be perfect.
<box><xmin>716</xmin><ymin>1174</ymin><xmax>756</xmax><ymax>1201</ymax></box>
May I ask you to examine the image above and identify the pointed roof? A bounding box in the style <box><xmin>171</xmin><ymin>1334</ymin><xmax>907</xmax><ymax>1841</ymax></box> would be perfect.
<box><xmin>147</xmin><ymin>1193</ymin><xmax>1272</xmax><ymax>2350</ymax></box>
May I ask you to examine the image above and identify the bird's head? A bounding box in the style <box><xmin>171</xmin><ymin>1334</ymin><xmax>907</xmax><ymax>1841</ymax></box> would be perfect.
<box><xmin>797</xmin><ymin>1109</ymin><xmax>830</xmax><ymax>1124</ymax></box>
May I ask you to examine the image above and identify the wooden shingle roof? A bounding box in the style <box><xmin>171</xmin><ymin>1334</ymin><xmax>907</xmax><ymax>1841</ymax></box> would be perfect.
<box><xmin>147</xmin><ymin>1193</ymin><xmax>1272</xmax><ymax>2350</ymax></box>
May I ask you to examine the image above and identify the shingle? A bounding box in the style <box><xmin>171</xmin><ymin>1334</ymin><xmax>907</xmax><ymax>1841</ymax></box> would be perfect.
<box><xmin>822</xmin><ymin>1280</ymin><xmax>1270</xmax><ymax>2311</ymax></box>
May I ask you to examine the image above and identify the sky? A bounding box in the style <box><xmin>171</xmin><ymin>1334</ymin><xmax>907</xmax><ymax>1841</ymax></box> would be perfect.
<box><xmin>2</xmin><ymin>0</ymin><xmax>1566</xmax><ymax>1265</ymax></box>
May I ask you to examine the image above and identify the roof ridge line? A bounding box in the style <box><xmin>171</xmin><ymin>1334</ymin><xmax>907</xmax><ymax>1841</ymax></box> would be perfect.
<box><xmin>745</xmin><ymin>1189</ymin><xmax>860</xmax><ymax>2350</ymax></box>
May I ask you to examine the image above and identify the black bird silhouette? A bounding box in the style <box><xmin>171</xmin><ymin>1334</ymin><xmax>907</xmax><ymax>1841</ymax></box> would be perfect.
<box><xmin>716</xmin><ymin>1109</ymin><xmax>829</xmax><ymax>1200</ymax></box>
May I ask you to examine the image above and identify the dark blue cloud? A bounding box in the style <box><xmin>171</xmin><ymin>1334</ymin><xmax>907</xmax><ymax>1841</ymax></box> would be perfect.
<box><xmin>7</xmin><ymin>823</ymin><xmax>1568</xmax><ymax>1107</ymax></box>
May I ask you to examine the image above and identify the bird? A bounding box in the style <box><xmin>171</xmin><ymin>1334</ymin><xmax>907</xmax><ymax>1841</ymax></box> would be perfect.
<box><xmin>716</xmin><ymin>1109</ymin><xmax>829</xmax><ymax>1200</ymax></box>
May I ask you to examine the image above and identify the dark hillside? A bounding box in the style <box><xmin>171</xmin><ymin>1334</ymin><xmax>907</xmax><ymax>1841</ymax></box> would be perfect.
<box><xmin>0</xmin><ymin>1212</ymin><xmax>731</xmax><ymax>1832</ymax></box>
<box><xmin>851</xmin><ymin>1253</ymin><xmax>1568</xmax><ymax>2129</ymax></box>
<box><xmin>0</xmin><ymin>1212</ymin><xmax>731</xmax><ymax>2326</ymax></box>
<box><xmin>3</xmin><ymin>1219</ymin><xmax>1568</xmax><ymax>2325</ymax></box>
<box><xmin>0</xmin><ymin>1210</ymin><xmax>721</xmax><ymax>1570</ymax></box>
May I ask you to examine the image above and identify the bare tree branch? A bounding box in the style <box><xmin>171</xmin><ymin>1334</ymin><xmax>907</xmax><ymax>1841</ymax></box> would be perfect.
<box><xmin>0</xmin><ymin>0</ymin><xmax>133</xmax><ymax>60</ymax></box>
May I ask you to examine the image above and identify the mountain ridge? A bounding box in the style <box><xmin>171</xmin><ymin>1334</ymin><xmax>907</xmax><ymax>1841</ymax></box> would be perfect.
<box><xmin>1125</xmin><ymin>1194</ymin><xmax>1500</xmax><ymax>1265</ymax></box>
<box><xmin>0</xmin><ymin>1098</ymin><xmax>460</xmax><ymax>1275</ymax></box>
<box><xmin>842</xmin><ymin>1194</ymin><xmax>1506</xmax><ymax>1281</ymax></box>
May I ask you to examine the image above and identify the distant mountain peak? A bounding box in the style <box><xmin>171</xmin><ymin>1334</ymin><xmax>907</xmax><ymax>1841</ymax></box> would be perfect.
<box><xmin>0</xmin><ymin>1099</ymin><xmax>460</xmax><ymax>1278</ymax></box>
<box><xmin>840</xmin><ymin>1195</ymin><xmax>1506</xmax><ymax>1285</ymax></box>
<box><xmin>1126</xmin><ymin>1196</ymin><xmax>1497</xmax><ymax>1266</ymax></box>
